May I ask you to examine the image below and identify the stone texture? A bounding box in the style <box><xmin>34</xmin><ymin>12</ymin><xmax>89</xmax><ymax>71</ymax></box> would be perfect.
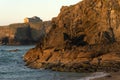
<box><xmin>24</xmin><ymin>0</ymin><xmax>120</xmax><ymax>72</ymax></box>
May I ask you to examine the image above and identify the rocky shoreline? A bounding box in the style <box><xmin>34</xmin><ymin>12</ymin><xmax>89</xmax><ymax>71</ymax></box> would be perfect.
<box><xmin>23</xmin><ymin>0</ymin><xmax>120</xmax><ymax>73</ymax></box>
<box><xmin>23</xmin><ymin>43</ymin><xmax>120</xmax><ymax>72</ymax></box>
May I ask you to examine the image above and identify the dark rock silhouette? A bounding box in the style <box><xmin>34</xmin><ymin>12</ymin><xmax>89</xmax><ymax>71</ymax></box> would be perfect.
<box><xmin>1</xmin><ymin>37</ymin><xmax>9</xmax><ymax>45</ymax></box>
<box><xmin>14</xmin><ymin>26</ymin><xmax>32</xmax><ymax>44</ymax></box>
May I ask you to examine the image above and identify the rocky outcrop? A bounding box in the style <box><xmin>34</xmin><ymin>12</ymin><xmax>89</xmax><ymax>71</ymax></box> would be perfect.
<box><xmin>50</xmin><ymin>0</ymin><xmax>120</xmax><ymax>47</ymax></box>
<box><xmin>24</xmin><ymin>43</ymin><xmax>120</xmax><ymax>72</ymax></box>
<box><xmin>0</xmin><ymin>21</ymin><xmax>52</xmax><ymax>45</ymax></box>
<box><xmin>24</xmin><ymin>0</ymin><xmax>120</xmax><ymax>72</ymax></box>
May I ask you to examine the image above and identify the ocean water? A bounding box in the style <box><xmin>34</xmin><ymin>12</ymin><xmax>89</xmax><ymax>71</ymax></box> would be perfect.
<box><xmin>0</xmin><ymin>45</ymin><xmax>108</xmax><ymax>80</ymax></box>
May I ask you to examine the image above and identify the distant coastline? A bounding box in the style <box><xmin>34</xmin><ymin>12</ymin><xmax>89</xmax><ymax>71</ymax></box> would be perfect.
<box><xmin>0</xmin><ymin>16</ymin><xmax>52</xmax><ymax>45</ymax></box>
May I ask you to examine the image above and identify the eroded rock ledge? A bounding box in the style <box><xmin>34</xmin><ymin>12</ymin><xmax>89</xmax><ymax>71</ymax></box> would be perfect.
<box><xmin>24</xmin><ymin>0</ymin><xmax>120</xmax><ymax>72</ymax></box>
<box><xmin>24</xmin><ymin>43</ymin><xmax>120</xmax><ymax>72</ymax></box>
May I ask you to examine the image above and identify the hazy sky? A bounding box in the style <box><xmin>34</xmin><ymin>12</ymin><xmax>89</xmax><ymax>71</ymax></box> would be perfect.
<box><xmin>0</xmin><ymin>0</ymin><xmax>81</xmax><ymax>25</ymax></box>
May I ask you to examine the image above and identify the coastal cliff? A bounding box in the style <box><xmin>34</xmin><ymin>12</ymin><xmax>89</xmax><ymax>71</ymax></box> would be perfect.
<box><xmin>24</xmin><ymin>0</ymin><xmax>120</xmax><ymax>72</ymax></box>
<box><xmin>0</xmin><ymin>21</ymin><xmax>52</xmax><ymax>45</ymax></box>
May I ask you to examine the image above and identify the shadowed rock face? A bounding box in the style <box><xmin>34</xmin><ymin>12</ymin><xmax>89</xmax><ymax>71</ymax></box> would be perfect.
<box><xmin>0</xmin><ymin>21</ymin><xmax>52</xmax><ymax>45</ymax></box>
<box><xmin>24</xmin><ymin>0</ymin><xmax>120</xmax><ymax>72</ymax></box>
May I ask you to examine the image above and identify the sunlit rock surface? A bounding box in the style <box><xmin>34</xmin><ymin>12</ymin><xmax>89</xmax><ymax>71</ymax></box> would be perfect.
<box><xmin>24</xmin><ymin>0</ymin><xmax>120</xmax><ymax>72</ymax></box>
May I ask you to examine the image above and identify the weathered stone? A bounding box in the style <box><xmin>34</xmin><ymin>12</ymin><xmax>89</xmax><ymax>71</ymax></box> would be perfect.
<box><xmin>24</xmin><ymin>0</ymin><xmax>120</xmax><ymax>72</ymax></box>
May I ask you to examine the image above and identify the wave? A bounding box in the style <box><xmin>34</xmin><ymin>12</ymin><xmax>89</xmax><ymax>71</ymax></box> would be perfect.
<box><xmin>77</xmin><ymin>72</ymin><xmax>109</xmax><ymax>80</ymax></box>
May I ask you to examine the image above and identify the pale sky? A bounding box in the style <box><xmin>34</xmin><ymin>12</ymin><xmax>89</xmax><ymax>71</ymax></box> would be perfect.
<box><xmin>0</xmin><ymin>0</ymin><xmax>81</xmax><ymax>25</ymax></box>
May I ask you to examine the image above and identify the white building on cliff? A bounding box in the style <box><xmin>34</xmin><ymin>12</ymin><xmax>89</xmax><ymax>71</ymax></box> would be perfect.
<box><xmin>24</xmin><ymin>16</ymin><xmax>42</xmax><ymax>23</ymax></box>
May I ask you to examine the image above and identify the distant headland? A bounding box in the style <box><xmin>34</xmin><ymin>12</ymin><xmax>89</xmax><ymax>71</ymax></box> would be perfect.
<box><xmin>0</xmin><ymin>16</ymin><xmax>52</xmax><ymax>45</ymax></box>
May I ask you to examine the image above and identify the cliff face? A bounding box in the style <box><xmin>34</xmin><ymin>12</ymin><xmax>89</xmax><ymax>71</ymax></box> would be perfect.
<box><xmin>0</xmin><ymin>21</ymin><xmax>52</xmax><ymax>45</ymax></box>
<box><xmin>24</xmin><ymin>0</ymin><xmax>120</xmax><ymax>72</ymax></box>
<box><xmin>49</xmin><ymin>0</ymin><xmax>120</xmax><ymax>48</ymax></box>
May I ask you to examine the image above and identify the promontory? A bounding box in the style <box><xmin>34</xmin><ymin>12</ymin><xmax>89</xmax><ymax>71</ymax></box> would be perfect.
<box><xmin>24</xmin><ymin>0</ymin><xmax>120</xmax><ymax>72</ymax></box>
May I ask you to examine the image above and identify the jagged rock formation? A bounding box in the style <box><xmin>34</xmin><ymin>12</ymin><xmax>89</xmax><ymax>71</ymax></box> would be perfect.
<box><xmin>24</xmin><ymin>0</ymin><xmax>120</xmax><ymax>72</ymax></box>
<box><xmin>50</xmin><ymin>0</ymin><xmax>120</xmax><ymax>47</ymax></box>
<box><xmin>0</xmin><ymin>21</ymin><xmax>52</xmax><ymax>45</ymax></box>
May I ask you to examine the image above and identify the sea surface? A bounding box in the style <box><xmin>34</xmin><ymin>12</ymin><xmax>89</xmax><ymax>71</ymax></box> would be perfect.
<box><xmin>0</xmin><ymin>45</ymin><xmax>108</xmax><ymax>80</ymax></box>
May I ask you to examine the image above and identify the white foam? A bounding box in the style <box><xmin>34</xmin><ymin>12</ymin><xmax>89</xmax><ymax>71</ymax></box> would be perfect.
<box><xmin>76</xmin><ymin>72</ymin><xmax>109</xmax><ymax>80</ymax></box>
